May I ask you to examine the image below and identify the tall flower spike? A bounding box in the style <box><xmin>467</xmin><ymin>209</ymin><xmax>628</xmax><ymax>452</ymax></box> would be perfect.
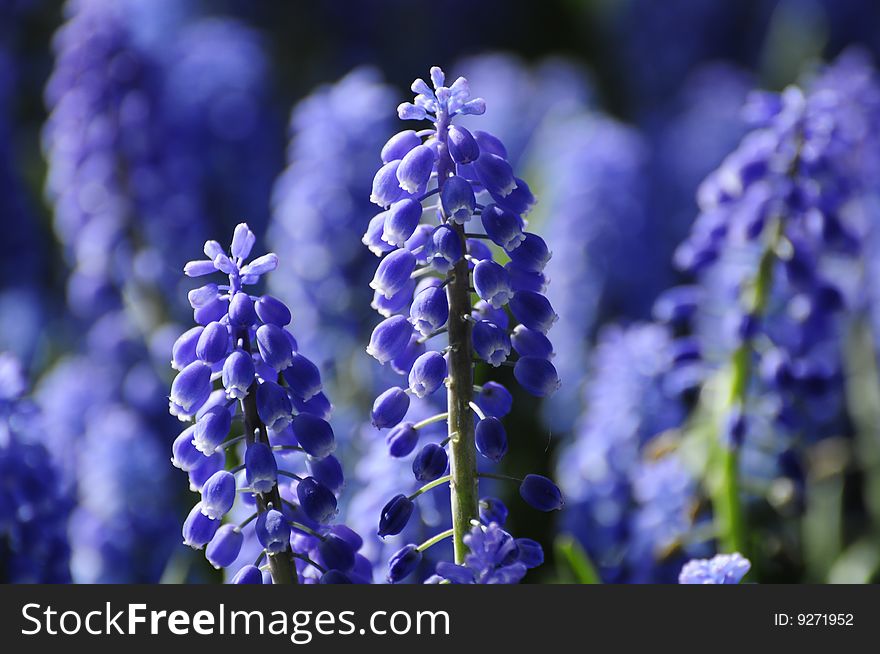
<box><xmin>172</xmin><ymin>224</ymin><xmax>368</xmax><ymax>584</ymax></box>
<box><xmin>671</xmin><ymin>52</ymin><xmax>880</xmax><ymax>557</ymax></box>
<box><xmin>365</xmin><ymin>67</ymin><xmax>560</xmax><ymax>583</ymax></box>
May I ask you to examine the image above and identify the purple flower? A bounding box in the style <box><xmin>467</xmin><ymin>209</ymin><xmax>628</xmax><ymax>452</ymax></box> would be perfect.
<box><xmin>679</xmin><ymin>553</ymin><xmax>751</xmax><ymax>584</ymax></box>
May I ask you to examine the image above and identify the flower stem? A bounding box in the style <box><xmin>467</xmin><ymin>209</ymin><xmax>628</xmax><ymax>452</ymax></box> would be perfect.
<box><xmin>237</xmin><ymin>326</ymin><xmax>299</xmax><ymax>585</ymax></box>
<box><xmin>417</xmin><ymin>528</ymin><xmax>455</xmax><ymax>552</ymax></box>
<box><xmin>436</xmin><ymin>111</ymin><xmax>479</xmax><ymax>565</ymax></box>
<box><xmin>413</xmin><ymin>412</ymin><xmax>449</xmax><ymax>430</ymax></box>
<box><xmin>716</xmin><ymin>215</ymin><xmax>783</xmax><ymax>556</ymax></box>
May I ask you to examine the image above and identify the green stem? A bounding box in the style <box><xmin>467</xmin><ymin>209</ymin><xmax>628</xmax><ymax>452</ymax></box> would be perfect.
<box><xmin>436</xmin><ymin>111</ymin><xmax>479</xmax><ymax>565</ymax></box>
<box><xmin>413</xmin><ymin>412</ymin><xmax>449</xmax><ymax>430</ymax></box>
<box><xmin>417</xmin><ymin>528</ymin><xmax>455</xmax><ymax>552</ymax></box>
<box><xmin>409</xmin><ymin>474</ymin><xmax>452</xmax><ymax>500</ymax></box>
<box><xmin>237</xmin><ymin>326</ymin><xmax>299</xmax><ymax>585</ymax></box>
<box><xmin>715</xmin><ymin>216</ymin><xmax>784</xmax><ymax>556</ymax></box>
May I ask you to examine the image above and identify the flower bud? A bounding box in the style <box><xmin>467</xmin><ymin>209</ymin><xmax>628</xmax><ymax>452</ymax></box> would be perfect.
<box><xmin>256</xmin><ymin>380</ymin><xmax>292</xmax><ymax>432</ymax></box>
<box><xmin>290</xmin><ymin>413</ymin><xmax>336</xmax><ymax>458</ymax></box>
<box><xmin>230</xmin><ymin>564</ymin><xmax>263</xmax><ymax>584</ymax></box>
<box><xmin>196</xmin><ymin>322</ymin><xmax>229</xmax><ymax>364</ymax></box>
<box><xmin>297</xmin><ymin>477</ymin><xmax>338</xmax><ymax>524</ymax></box>
<box><xmin>441</xmin><ymin>174</ymin><xmax>476</xmax><ymax>223</ymax></box>
<box><xmin>188</xmin><ymin>451</ymin><xmax>224</xmax><ymax>492</ymax></box>
<box><xmin>397</xmin><ymin>145</ymin><xmax>434</xmax><ymax>193</ymax></box>
<box><xmin>171</xmin><ymin>426</ymin><xmax>202</xmax><ymax>471</ymax></box>
<box><xmin>511</xmin><ymin>325</ymin><xmax>554</xmax><ymax>359</ymax></box>
<box><xmin>519</xmin><ymin>474</ymin><xmax>563</xmax><ymax>512</ymax></box>
<box><xmin>256</xmin><ymin>324</ymin><xmax>294</xmax><ymax>371</ymax></box>
<box><xmin>378</xmin><ymin>494</ymin><xmax>414</xmax><ymax>537</ymax></box>
<box><xmin>371</xmin><ymin>160</ymin><xmax>404</xmax><ymax>207</ymax></box>
<box><xmin>308</xmin><ymin>455</ymin><xmax>344</xmax><ymax>493</ymax></box>
<box><xmin>382</xmin><ymin>130</ymin><xmax>422</xmax><ymax>163</ymax></box>
<box><xmin>410</xmin><ymin>286</ymin><xmax>449</xmax><ymax>337</ymax></box>
<box><xmin>193</xmin><ymin>406</ymin><xmax>232</xmax><ymax>455</ymax></box>
<box><xmin>408</xmin><ymin>351</ymin><xmax>447</xmax><ymax>398</ymax></box>
<box><xmin>514</xmin><ymin>356</ymin><xmax>561</xmax><ymax>397</ymax></box>
<box><xmin>473</xmin><ymin>300</ymin><xmax>509</xmax><ymax>329</ymax></box>
<box><xmin>373</xmin><ymin>278</ymin><xmax>416</xmax><ymax>318</ymax></box>
<box><xmin>371</xmin><ymin>248</ymin><xmax>417</xmax><ymax>300</ymax></box>
<box><xmin>475</xmin><ymin>417</ymin><xmax>508</xmax><ymax>462</ymax></box>
<box><xmin>506</xmin><ymin>262</ymin><xmax>546</xmax><ymax>293</ymax></box>
<box><xmin>515</xmin><ymin>538</ymin><xmax>544</xmax><ymax>568</ymax></box>
<box><xmin>255</xmin><ymin>295</ymin><xmax>292</xmax><ymax>326</ymax></box>
<box><xmin>492</xmin><ymin>178</ymin><xmax>536</xmax><ymax>215</ymax></box>
<box><xmin>245</xmin><ymin>442</ymin><xmax>278</xmax><ymax>493</ymax></box>
<box><xmin>256</xmin><ymin>509</ymin><xmax>291</xmax><ymax>554</ymax></box>
<box><xmin>383</xmin><ymin>198</ymin><xmax>423</xmax><ymax>247</ymax></box>
<box><xmin>481</xmin><ymin>204</ymin><xmax>524</xmax><ymax>250</ymax></box>
<box><xmin>206</xmin><ymin>525</ymin><xmax>243</xmax><ymax>569</ymax></box>
<box><xmin>282</xmin><ymin>353</ymin><xmax>323</xmax><ymax>401</ymax></box>
<box><xmin>230</xmin><ymin>223</ymin><xmax>256</xmax><ymax>259</ymax></box>
<box><xmin>507</xmin><ymin>233</ymin><xmax>551</xmax><ymax>272</ymax></box>
<box><xmin>200</xmin><ymin>470</ymin><xmax>236</xmax><ymax>519</ymax></box>
<box><xmin>474</xmin><ymin>152</ymin><xmax>516</xmax><ymax>197</ymax></box>
<box><xmin>371</xmin><ymin>387</ymin><xmax>410</xmax><ymax>428</ymax></box>
<box><xmin>412</xmin><ymin>443</ymin><xmax>448</xmax><ymax>482</ymax></box>
<box><xmin>228</xmin><ymin>291</ymin><xmax>257</xmax><ymax>326</ymax></box>
<box><xmin>510</xmin><ymin>291</ymin><xmax>558</xmax><ymax>333</ymax></box>
<box><xmin>479</xmin><ymin>497</ymin><xmax>509</xmax><ymax>525</ymax></box>
<box><xmin>388</xmin><ymin>544</ymin><xmax>422</xmax><ymax>583</ymax></box>
<box><xmin>172</xmin><ymin>326</ymin><xmax>203</xmax><ymax>370</ymax></box>
<box><xmin>183</xmin><ymin>503</ymin><xmax>220</xmax><ymax>549</ymax></box>
<box><xmin>447</xmin><ymin>125</ymin><xmax>480</xmax><ymax>164</ymax></box>
<box><xmin>477</xmin><ymin>382</ymin><xmax>513</xmax><ymax>417</ymax></box>
<box><xmin>193</xmin><ymin>297</ymin><xmax>228</xmax><ymax>325</ymax></box>
<box><xmin>367</xmin><ymin>315</ymin><xmax>414</xmax><ymax>364</ymax></box>
<box><xmin>222</xmin><ymin>349</ymin><xmax>254</xmax><ymax>400</ymax></box>
<box><xmin>426</xmin><ymin>225</ymin><xmax>462</xmax><ymax>273</ymax></box>
<box><xmin>318</xmin><ymin>534</ymin><xmax>356</xmax><ymax>572</ymax></box>
<box><xmin>473</xmin><ymin>260</ymin><xmax>513</xmax><ymax>308</ymax></box>
<box><xmin>364</xmin><ymin>211</ymin><xmax>394</xmax><ymax>255</ymax></box>
<box><xmin>473</xmin><ymin>320</ymin><xmax>511</xmax><ymax>367</ymax></box>
<box><xmin>390</xmin><ymin>334</ymin><xmax>425</xmax><ymax>376</ymax></box>
<box><xmin>170</xmin><ymin>360</ymin><xmax>213</xmax><ymax>418</ymax></box>
<box><xmin>474</xmin><ymin>130</ymin><xmax>507</xmax><ymax>158</ymax></box>
<box><xmin>386</xmin><ymin>422</ymin><xmax>419</xmax><ymax>458</ymax></box>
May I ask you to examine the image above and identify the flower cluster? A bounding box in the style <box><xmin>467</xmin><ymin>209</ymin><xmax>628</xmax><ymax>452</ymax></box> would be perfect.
<box><xmin>0</xmin><ymin>354</ymin><xmax>73</xmax><ymax>583</ymax></box>
<box><xmin>363</xmin><ymin>67</ymin><xmax>562</xmax><ymax>583</ymax></box>
<box><xmin>269</xmin><ymin>67</ymin><xmax>395</xmax><ymax>373</ymax></box>
<box><xmin>36</xmin><ymin>320</ymin><xmax>180</xmax><ymax>583</ymax></box>
<box><xmin>424</xmin><ymin>519</ymin><xmax>542</xmax><ymax>585</ymax></box>
<box><xmin>557</xmin><ymin>323</ymin><xmax>707</xmax><ymax>583</ymax></box>
<box><xmin>668</xmin><ymin>52</ymin><xmax>880</xmax><ymax>542</ymax></box>
<box><xmin>536</xmin><ymin>112</ymin><xmax>651</xmax><ymax>427</ymax></box>
<box><xmin>171</xmin><ymin>224</ymin><xmax>370</xmax><ymax>584</ymax></box>
<box><xmin>679</xmin><ymin>552</ymin><xmax>751</xmax><ymax>584</ymax></box>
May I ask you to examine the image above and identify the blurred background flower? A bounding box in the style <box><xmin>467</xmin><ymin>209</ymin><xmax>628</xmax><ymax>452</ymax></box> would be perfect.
<box><xmin>3</xmin><ymin>0</ymin><xmax>880</xmax><ymax>583</ymax></box>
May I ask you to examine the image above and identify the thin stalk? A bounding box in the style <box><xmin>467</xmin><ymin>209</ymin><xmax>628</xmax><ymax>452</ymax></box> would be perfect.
<box><xmin>417</xmin><ymin>528</ymin><xmax>455</xmax><ymax>552</ymax></box>
<box><xmin>413</xmin><ymin>412</ymin><xmax>449</xmax><ymax>430</ymax></box>
<box><xmin>436</xmin><ymin>109</ymin><xmax>479</xmax><ymax>564</ymax></box>
<box><xmin>236</xmin><ymin>325</ymin><xmax>298</xmax><ymax>585</ymax></box>
<box><xmin>715</xmin><ymin>215</ymin><xmax>784</xmax><ymax>556</ymax></box>
<box><xmin>408</xmin><ymin>474</ymin><xmax>452</xmax><ymax>500</ymax></box>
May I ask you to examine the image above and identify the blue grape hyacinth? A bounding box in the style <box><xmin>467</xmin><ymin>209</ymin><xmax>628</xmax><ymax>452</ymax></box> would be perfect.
<box><xmin>0</xmin><ymin>354</ymin><xmax>73</xmax><ymax>583</ymax></box>
<box><xmin>363</xmin><ymin>66</ymin><xmax>561</xmax><ymax>583</ymax></box>
<box><xmin>679</xmin><ymin>552</ymin><xmax>751</xmax><ymax>584</ymax></box>
<box><xmin>670</xmin><ymin>50</ymin><xmax>880</xmax><ymax>555</ymax></box>
<box><xmin>172</xmin><ymin>224</ymin><xmax>368</xmax><ymax>584</ymax></box>
<box><xmin>557</xmin><ymin>323</ymin><xmax>707</xmax><ymax>583</ymax></box>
